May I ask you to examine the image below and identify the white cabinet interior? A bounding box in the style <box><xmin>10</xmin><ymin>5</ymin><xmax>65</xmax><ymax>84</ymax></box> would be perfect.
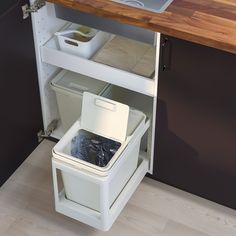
<box><xmin>30</xmin><ymin>1</ymin><xmax>161</xmax><ymax>230</ymax></box>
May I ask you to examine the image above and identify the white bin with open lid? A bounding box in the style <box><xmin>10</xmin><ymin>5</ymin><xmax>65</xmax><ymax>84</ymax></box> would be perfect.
<box><xmin>52</xmin><ymin>92</ymin><xmax>148</xmax><ymax>212</ymax></box>
<box><xmin>51</xmin><ymin>70</ymin><xmax>109</xmax><ymax>132</ymax></box>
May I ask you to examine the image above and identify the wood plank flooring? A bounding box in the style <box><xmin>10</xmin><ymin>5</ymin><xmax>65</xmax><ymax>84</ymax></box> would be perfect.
<box><xmin>0</xmin><ymin>140</ymin><xmax>236</xmax><ymax>235</ymax></box>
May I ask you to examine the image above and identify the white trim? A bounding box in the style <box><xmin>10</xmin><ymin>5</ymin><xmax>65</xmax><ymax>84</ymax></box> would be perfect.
<box><xmin>30</xmin><ymin>2</ymin><xmax>67</xmax><ymax>130</ymax></box>
<box><xmin>41</xmin><ymin>37</ymin><xmax>156</xmax><ymax>97</ymax></box>
<box><xmin>148</xmin><ymin>32</ymin><xmax>161</xmax><ymax>174</ymax></box>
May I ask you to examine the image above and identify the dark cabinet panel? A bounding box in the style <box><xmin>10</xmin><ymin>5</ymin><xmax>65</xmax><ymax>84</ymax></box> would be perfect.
<box><xmin>0</xmin><ymin>0</ymin><xmax>43</xmax><ymax>185</ymax></box>
<box><xmin>153</xmin><ymin>35</ymin><xmax>236</xmax><ymax>209</ymax></box>
<box><xmin>0</xmin><ymin>0</ymin><xmax>18</xmax><ymax>17</ymax></box>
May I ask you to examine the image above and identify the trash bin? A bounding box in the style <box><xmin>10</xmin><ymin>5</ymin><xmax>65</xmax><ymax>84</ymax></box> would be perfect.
<box><xmin>52</xmin><ymin>92</ymin><xmax>147</xmax><ymax>212</ymax></box>
<box><xmin>51</xmin><ymin>70</ymin><xmax>109</xmax><ymax>132</ymax></box>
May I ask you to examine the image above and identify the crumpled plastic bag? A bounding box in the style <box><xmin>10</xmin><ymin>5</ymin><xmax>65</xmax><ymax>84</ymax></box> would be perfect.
<box><xmin>71</xmin><ymin>129</ymin><xmax>121</xmax><ymax>167</ymax></box>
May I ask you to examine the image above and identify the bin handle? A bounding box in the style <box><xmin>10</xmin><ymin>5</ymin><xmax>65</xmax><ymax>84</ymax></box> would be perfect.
<box><xmin>64</xmin><ymin>39</ymin><xmax>79</xmax><ymax>47</ymax></box>
<box><xmin>95</xmin><ymin>98</ymin><xmax>116</xmax><ymax>112</ymax></box>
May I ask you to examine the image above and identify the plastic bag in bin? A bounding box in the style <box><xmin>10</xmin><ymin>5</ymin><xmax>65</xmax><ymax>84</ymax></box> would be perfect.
<box><xmin>71</xmin><ymin>129</ymin><xmax>121</xmax><ymax>167</ymax></box>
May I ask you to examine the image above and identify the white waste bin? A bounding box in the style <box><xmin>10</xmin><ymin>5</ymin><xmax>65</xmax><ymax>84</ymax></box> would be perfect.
<box><xmin>52</xmin><ymin>92</ymin><xmax>147</xmax><ymax>212</ymax></box>
<box><xmin>51</xmin><ymin>70</ymin><xmax>109</xmax><ymax>132</ymax></box>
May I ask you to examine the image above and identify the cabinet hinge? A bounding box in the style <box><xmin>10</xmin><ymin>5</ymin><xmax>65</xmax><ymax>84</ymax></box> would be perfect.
<box><xmin>37</xmin><ymin>119</ymin><xmax>59</xmax><ymax>142</ymax></box>
<box><xmin>22</xmin><ymin>0</ymin><xmax>46</xmax><ymax>19</ymax></box>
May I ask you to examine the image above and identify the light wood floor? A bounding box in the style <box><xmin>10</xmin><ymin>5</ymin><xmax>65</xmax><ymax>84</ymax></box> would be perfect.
<box><xmin>0</xmin><ymin>140</ymin><xmax>236</xmax><ymax>236</ymax></box>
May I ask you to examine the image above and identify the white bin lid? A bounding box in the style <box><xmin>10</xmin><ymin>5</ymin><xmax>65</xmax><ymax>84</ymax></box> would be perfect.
<box><xmin>52</xmin><ymin>93</ymin><xmax>146</xmax><ymax>174</ymax></box>
<box><xmin>81</xmin><ymin>92</ymin><xmax>129</xmax><ymax>142</ymax></box>
<box><xmin>51</xmin><ymin>70</ymin><xmax>108</xmax><ymax>96</ymax></box>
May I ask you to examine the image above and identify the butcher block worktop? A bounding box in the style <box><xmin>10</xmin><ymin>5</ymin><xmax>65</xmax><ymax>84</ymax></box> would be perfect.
<box><xmin>47</xmin><ymin>0</ymin><xmax>236</xmax><ymax>55</ymax></box>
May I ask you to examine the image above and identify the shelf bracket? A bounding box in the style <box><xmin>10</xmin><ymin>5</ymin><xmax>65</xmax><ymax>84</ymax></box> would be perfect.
<box><xmin>22</xmin><ymin>0</ymin><xmax>46</xmax><ymax>19</ymax></box>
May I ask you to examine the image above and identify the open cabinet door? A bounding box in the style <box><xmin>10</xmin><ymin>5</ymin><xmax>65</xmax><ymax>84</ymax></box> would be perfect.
<box><xmin>0</xmin><ymin>0</ymin><xmax>43</xmax><ymax>186</ymax></box>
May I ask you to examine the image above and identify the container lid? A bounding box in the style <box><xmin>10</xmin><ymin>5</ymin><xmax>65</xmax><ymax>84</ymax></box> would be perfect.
<box><xmin>81</xmin><ymin>92</ymin><xmax>129</xmax><ymax>142</ymax></box>
<box><xmin>51</xmin><ymin>70</ymin><xmax>108</xmax><ymax>96</ymax></box>
<box><xmin>52</xmin><ymin>96</ymin><xmax>146</xmax><ymax>175</ymax></box>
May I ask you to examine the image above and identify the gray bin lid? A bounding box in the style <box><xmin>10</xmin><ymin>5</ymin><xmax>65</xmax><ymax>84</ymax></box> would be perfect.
<box><xmin>51</xmin><ymin>70</ymin><xmax>108</xmax><ymax>96</ymax></box>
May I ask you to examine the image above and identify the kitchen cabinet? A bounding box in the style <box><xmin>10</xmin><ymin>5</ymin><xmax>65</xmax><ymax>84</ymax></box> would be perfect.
<box><xmin>29</xmin><ymin>1</ymin><xmax>158</xmax><ymax>231</ymax></box>
<box><xmin>153</xmin><ymin>35</ymin><xmax>236</xmax><ymax>209</ymax></box>
<box><xmin>0</xmin><ymin>0</ymin><xmax>43</xmax><ymax>186</ymax></box>
<box><xmin>1</xmin><ymin>0</ymin><xmax>235</xmax><ymax>231</ymax></box>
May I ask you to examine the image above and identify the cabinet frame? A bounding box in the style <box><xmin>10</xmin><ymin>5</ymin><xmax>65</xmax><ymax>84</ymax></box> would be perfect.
<box><xmin>30</xmin><ymin>2</ymin><xmax>161</xmax><ymax>174</ymax></box>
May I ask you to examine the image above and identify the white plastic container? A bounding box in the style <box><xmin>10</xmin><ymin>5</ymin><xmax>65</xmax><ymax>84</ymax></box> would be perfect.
<box><xmin>52</xmin><ymin>92</ymin><xmax>147</xmax><ymax>212</ymax></box>
<box><xmin>51</xmin><ymin>70</ymin><xmax>109</xmax><ymax>132</ymax></box>
<box><xmin>55</xmin><ymin>24</ymin><xmax>111</xmax><ymax>59</ymax></box>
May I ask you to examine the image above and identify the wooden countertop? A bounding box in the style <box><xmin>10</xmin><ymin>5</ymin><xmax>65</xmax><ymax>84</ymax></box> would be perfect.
<box><xmin>47</xmin><ymin>0</ymin><xmax>236</xmax><ymax>55</ymax></box>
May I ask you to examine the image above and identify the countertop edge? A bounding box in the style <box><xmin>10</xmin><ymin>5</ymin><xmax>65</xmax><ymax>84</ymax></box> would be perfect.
<box><xmin>46</xmin><ymin>0</ymin><xmax>236</xmax><ymax>55</ymax></box>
